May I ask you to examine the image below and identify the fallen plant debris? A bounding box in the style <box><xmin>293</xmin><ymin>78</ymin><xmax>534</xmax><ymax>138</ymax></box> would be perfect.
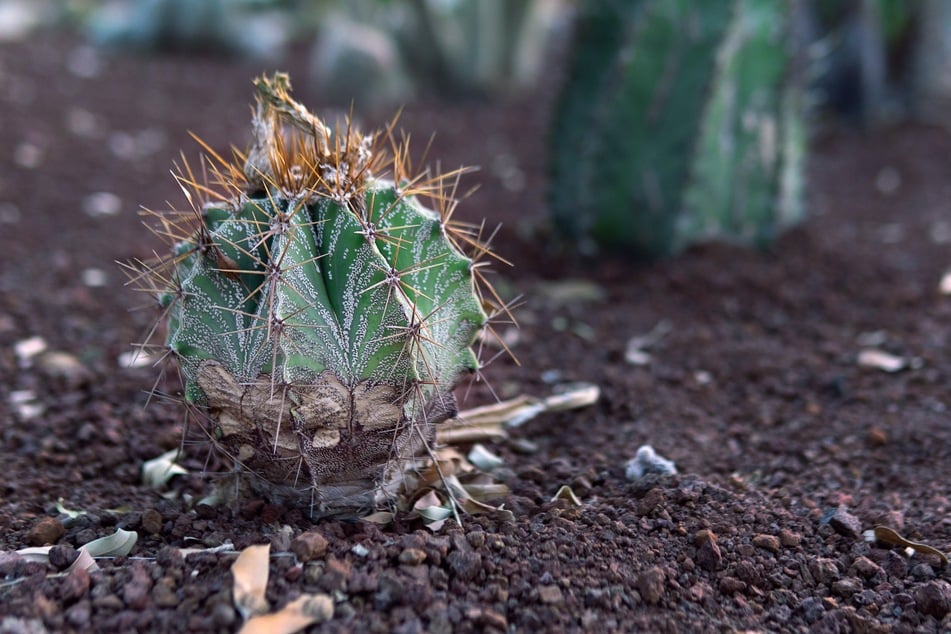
<box><xmin>868</xmin><ymin>526</ymin><xmax>949</xmax><ymax>566</ymax></box>
<box><xmin>625</xmin><ymin>445</ymin><xmax>678</xmax><ymax>481</ymax></box>
<box><xmin>141</xmin><ymin>449</ymin><xmax>187</xmax><ymax>490</ymax></box>
<box><xmin>16</xmin><ymin>528</ymin><xmax>138</xmax><ymax>574</ymax></box>
<box><xmin>231</xmin><ymin>543</ymin><xmax>333</xmax><ymax>633</ymax></box>
<box><xmin>624</xmin><ymin>320</ymin><xmax>672</xmax><ymax>366</ymax></box>
<box><xmin>231</xmin><ymin>544</ymin><xmax>270</xmax><ymax>620</ymax></box>
<box><xmin>857</xmin><ymin>348</ymin><xmax>908</xmax><ymax>373</ymax></box>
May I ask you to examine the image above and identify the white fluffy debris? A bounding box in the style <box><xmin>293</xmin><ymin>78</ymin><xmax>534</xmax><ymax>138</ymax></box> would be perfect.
<box><xmin>625</xmin><ymin>445</ymin><xmax>678</xmax><ymax>481</ymax></box>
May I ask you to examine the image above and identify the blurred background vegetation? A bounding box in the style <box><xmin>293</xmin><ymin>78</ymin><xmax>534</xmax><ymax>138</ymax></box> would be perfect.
<box><xmin>2</xmin><ymin>0</ymin><xmax>951</xmax><ymax>258</ymax></box>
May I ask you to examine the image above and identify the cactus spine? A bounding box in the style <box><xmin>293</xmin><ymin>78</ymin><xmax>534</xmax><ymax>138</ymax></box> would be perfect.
<box><xmin>549</xmin><ymin>0</ymin><xmax>807</xmax><ymax>257</ymax></box>
<box><xmin>134</xmin><ymin>74</ymin><xmax>504</xmax><ymax>515</ymax></box>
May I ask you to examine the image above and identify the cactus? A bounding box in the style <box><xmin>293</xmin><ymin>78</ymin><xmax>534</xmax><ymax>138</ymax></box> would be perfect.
<box><xmin>549</xmin><ymin>0</ymin><xmax>808</xmax><ymax>258</ymax></box>
<box><xmin>131</xmin><ymin>73</ymin><xmax>506</xmax><ymax>516</ymax></box>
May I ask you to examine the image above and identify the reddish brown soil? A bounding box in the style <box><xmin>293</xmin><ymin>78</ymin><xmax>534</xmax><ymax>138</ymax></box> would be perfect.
<box><xmin>2</xmin><ymin>31</ymin><xmax>951</xmax><ymax>633</ymax></box>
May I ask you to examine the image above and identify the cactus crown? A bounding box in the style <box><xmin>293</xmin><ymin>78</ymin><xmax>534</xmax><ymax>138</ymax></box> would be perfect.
<box><xmin>130</xmin><ymin>73</ymin><xmax>510</xmax><ymax>514</ymax></box>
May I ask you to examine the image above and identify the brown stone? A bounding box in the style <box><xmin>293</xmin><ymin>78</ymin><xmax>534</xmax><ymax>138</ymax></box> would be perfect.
<box><xmin>752</xmin><ymin>534</ymin><xmax>781</xmax><ymax>554</ymax></box>
<box><xmin>28</xmin><ymin>517</ymin><xmax>65</xmax><ymax>546</ymax></box>
<box><xmin>291</xmin><ymin>530</ymin><xmax>329</xmax><ymax>562</ymax></box>
<box><xmin>398</xmin><ymin>548</ymin><xmax>427</xmax><ymax>565</ymax></box>
<box><xmin>638</xmin><ymin>566</ymin><xmax>666</xmax><ymax>605</ymax></box>
<box><xmin>538</xmin><ymin>584</ymin><xmax>564</xmax><ymax>604</ymax></box>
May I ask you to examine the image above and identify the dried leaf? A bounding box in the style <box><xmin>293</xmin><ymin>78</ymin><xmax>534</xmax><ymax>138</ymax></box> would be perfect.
<box><xmin>413</xmin><ymin>490</ymin><xmax>445</xmax><ymax>512</ymax></box>
<box><xmin>542</xmin><ymin>384</ymin><xmax>600</xmax><ymax>413</ymax></box>
<box><xmin>237</xmin><ymin>594</ymin><xmax>333</xmax><ymax>634</ymax></box>
<box><xmin>81</xmin><ymin>528</ymin><xmax>138</xmax><ymax>558</ymax></box>
<box><xmin>417</xmin><ymin>505</ymin><xmax>454</xmax><ymax>523</ymax></box>
<box><xmin>459</xmin><ymin>482</ymin><xmax>510</xmax><ymax>501</ymax></box>
<box><xmin>467</xmin><ymin>444</ymin><xmax>504</xmax><ymax>471</ymax></box>
<box><xmin>142</xmin><ymin>449</ymin><xmax>188</xmax><ymax>489</ymax></box>
<box><xmin>857</xmin><ymin>349</ymin><xmax>906</xmax><ymax>373</ymax></box>
<box><xmin>624</xmin><ymin>348</ymin><xmax>652</xmax><ymax>366</ymax></box>
<box><xmin>436</xmin><ymin>419</ymin><xmax>509</xmax><ymax>445</ymax></box>
<box><xmin>118</xmin><ymin>349</ymin><xmax>156</xmax><ymax>369</ymax></box>
<box><xmin>871</xmin><ymin>526</ymin><xmax>948</xmax><ymax>564</ymax></box>
<box><xmin>67</xmin><ymin>549</ymin><xmax>99</xmax><ymax>573</ymax></box>
<box><xmin>535</xmin><ymin>279</ymin><xmax>607</xmax><ymax>306</ymax></box>
<box><xmin>551</xmin><ymin>485</ymin><xmax>582</xmax><ymax>507</ymax></box>
<box><xmin>232</xmin><ymin>544</ymin><xmax>271</xmax><ymax>620</ymax></box>
<box><xmin>177</xmin><ymin>541</ymin><xmax>236</xmax><ymax>559</ymax></box>
<box><xmin>625</xmin><ymin>321</ymin><xmax>672</xmax><ymax>366</ymax></box>
<box><xmin>437</xmin><ymin>383</ymin><xmax>601</xmax><ymax>432</ymax></box>
<box><xmin>55</xmin><ymin>500</ymin><xmax>86</xmax><ymax>520</ymax></box>
<box><xmin>15</xmin><ymin>546</ymin><xmax>52</xmax><ymax>563</ymax></box>
<box><xmin>16</xmin><ymin>528</ymin><xmax>137</xmax><ymax>572</ymax></box>
<box><xmin>361</xmin><ymin>511</ymin><xmax>394</xmax><ymax>526</ymax></box>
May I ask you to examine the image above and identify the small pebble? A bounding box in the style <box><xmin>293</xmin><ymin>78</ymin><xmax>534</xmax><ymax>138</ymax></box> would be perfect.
<box><xmin>14</xmin><ymin>142</ymin><xmax>43</xmax><ymax>169</ymax></box>
<box><xmin>37</xmin><ymin>351</ymin><xmax>91</xmax><ymax>388</ymax></box>
<box><xmin>141</xmin><ymin>509</ymin><xmax>163</xmax><ymax>535</ymax></box>
<box><xmin>291</xmin><ymin>530</ymin><xmax>329</xmax><ymax>562</ymax></box>
<box><xmin>447</xmin><ymin>550</ymin><xmax>482</xmax><ymax>583</ymax></box>
<box><xmin>398</xmin><ymin>548</ymin><xmax>427</xmax><ymax>565</ymax></box>
<box><xmin>638</xmin><ymin>566</ymin><xmax>666</xmax><ymax>605</ymax></box>
<box><xmin>849</xmin><ymin>556</ymin><xmax>884</xmax><ymax>581</ymax></box>
<box><xmin>123</xmin><ymin>563</ymin><xmax>153</xmax><ymax>610</ymax></box>
<box><xmin>14</xmin><ymin>336</ymin><xmax>47</xmax><ymax>366</ymax></box>
<box><xmin>752</xmin><ymin>534</ymin><xmax>781</xmax><ymax>554</ymax></box>
<box><xmin>718</xmin><ymin>576</ymin><xmax>747</xmax><ymax>595</ymax></box>
<box><xmin>915</xmin><ymin>580</ymin><xmax>951</xmax><ymax>618</ymax></box>
<box><xmin>302</xmin><ymin>594</ymin><xmax>334</xmax><ymax>623</ymax></box>
<box><xmin>82</xmin><ymin>192</ymin><xmax>122</xmax><ymax>218</ymax></box>
<box><xmin>64</xmin><ymin>600</ymin><xmax>91</xmax><ymax>629</ymax></box>
<box><xmin>60</xmin><ymin>567</ymin><xmax>91</xmax><ymax>602</ymax></box>
<box><xmin>694</xmin><ymin>529</ymin><xmax>723</xmax><ymax>572</ymax></box>
<box><xmin>152</xmin><ymin>578</ymin><xmax>179</xmax><ymax>608</ymax></box>
<box><xmin>831</xmin><ymin>577</ymin><xmax>861</xmax><ymax>598</ymax></box>
<box><xmin>538</xmin><ymin>584</ymin><xmax>564</xmax><ymax>605</ymax></box>
<box><xmin>826</xmin><ymin>506</ymin><xmax>862</xmax><ymax>539</ymax></box>
<box><xmin>808</xmin><ymin>558</ymin><xmax>840</xmax><ymax>585</ymax></box>
<box><xmin>779</xmin><ymin>528</ymin><xmax>801</xmax><ymax>548</ymax></box>
<box><xmin>29</xmin><ymin>517</ymin><xmax>65</xmax><ymax>546</ymax></box>
<box><xmin>81</xmin><ymin>268</ymin><xmax>108</xmax><ymax>287</ymax></box>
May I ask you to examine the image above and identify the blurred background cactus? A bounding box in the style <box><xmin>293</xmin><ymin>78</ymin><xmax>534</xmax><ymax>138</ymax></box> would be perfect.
<box><xmin>131</xmin><ymin>73</ymin><xmax>506</xmax><ymax>515</ymax></box>
<box><xmin>548</xmin><ymin>0</ymin><xmax>809</xmax><ymax>258</ymax></box>
<box><xmin>310</xmin><ymin>0</ymin><xmax>565</xmax><ymax>110</ymax></box>
<box><xmin>83</xmin><ymin>0</ymin><xmax>294</xmax><ymax>58</ymax></box>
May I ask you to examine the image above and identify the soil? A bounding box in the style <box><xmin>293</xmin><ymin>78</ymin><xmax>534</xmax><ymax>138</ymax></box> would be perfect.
<box><xmin>2</xmin><ymin>30</ymin><xmax>951</xmax><ymax>634</ymax></box>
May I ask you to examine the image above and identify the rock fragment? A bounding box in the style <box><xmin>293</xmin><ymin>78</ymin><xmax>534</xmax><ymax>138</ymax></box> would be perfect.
<box><xmin>638</xmin><ymin>566</ymin><xmax>666</xmax><ymax>604</ymax></box>
<box><xmin>291</xmin><ymin>530</ymin><xmax>329</xmax><ymax>562</ymax></box>
<box><xmin>28</xmin><ymin>517</ymin><xmax>65</xmax><ymax>546</ymax></box>
<box><xmin>915</xmin><ymin>580</ymin><xmax>951</xmax><ymax>618</ymax></box>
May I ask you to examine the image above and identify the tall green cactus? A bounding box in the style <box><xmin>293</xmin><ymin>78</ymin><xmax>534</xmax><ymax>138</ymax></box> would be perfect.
<box><xmin>549</xmin><ymin>0</ymin><xmax>807</xmax><ymax>257</ymax></box>
<box><xmin>133</xmin><ymin>73</ymin><xmax>504</xmax><ymax>515</ymax></box>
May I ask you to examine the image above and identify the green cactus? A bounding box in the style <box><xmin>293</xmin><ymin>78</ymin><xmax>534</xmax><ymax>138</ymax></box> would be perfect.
<box><xmin>133</xmin><ymin>73</ymin><xmax>505</xmax><ymax>515</ymax></box>
<box><xmin>549</xmin><ymin>0</ymin><xmax>807</xmax><ymax>258</ymax></box>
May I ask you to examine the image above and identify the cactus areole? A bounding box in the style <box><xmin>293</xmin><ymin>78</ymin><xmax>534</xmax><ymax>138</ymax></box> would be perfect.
<box><xmin>138</xmin><ymin>73</ymin><xmax>502</xmax><ymax>516</ymax></box>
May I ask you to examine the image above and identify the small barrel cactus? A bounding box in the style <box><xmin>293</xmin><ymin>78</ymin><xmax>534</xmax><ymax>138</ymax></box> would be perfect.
<box><xmin>549</xmin><ymin>0</ymin><xmax>807</xmax><ymax>257</ymax></box>
<box><xmin>133</xmin><ymin>73</ymin><xmax>504</xmax><ymax>515</ymax></box>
